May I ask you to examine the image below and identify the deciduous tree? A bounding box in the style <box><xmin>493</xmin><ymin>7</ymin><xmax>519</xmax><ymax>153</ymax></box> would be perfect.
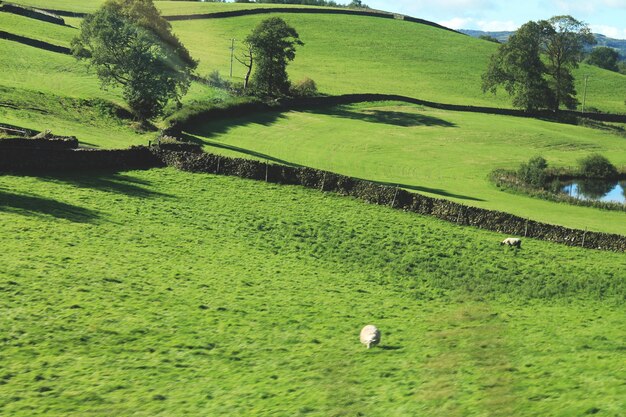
<box><xmin>71</xmin><ymin>0</ymin><xmax>197</xmax><ymax>121</ymax></box>
<box><xmin>482</xmin><ymin>15</ymin><xmax>594</xmax><ymax>111</ymax></box>
<box><xmin>587</xmin><ymin>46</ymin><xmax>620</xmax><ymax>72</ymax></box>
<box><xmin>482</xmin><ymin>21</ymin><xmax>554</xmax><ymax>111</ymax></box>
<box><xmin>245</xmin><ymin>17</ymin><xmax>303</xmax><ymax>97</ymax></box>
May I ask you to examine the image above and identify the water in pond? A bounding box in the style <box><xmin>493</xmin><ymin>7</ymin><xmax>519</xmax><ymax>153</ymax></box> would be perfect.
<box><xmin>560</xmin><ymin>179</ymin><xmax>626</xmax><ymax>204</ymax></box>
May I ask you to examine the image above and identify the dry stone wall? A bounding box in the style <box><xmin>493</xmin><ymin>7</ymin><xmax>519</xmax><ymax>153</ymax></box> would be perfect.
<box><xmin>1</xmin><ymin>144</ymin><xmax>625</xmax><ymax>252</ymax></box>
<box><xmin>154</xmin><ymin>149</ymin><xmax>626</xmax><ymax>252</ymax></box>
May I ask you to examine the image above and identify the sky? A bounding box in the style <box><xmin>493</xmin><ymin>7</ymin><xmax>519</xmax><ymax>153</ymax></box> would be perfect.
<box><xmin>362</xmin><ymin>0</ymin><xmax>626</xmax><ymax>38</ymax></box>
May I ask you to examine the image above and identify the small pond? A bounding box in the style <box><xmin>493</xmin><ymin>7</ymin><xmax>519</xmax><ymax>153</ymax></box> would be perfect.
<box><xmin>559</xmin><ymin>179</ymin><xmax>626</xmax><ymax>204</ymax></box>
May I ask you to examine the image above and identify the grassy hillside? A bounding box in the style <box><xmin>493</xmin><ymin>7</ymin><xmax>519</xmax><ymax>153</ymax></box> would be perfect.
<box><xmin>7</xmin><ymin>0</ymin><xmax>332</xmax><ymax>15</ymax></box>
<box><xmin>0</xmin><ymin>12</ymin><xmax>76</xmax><ymax>44</ymax></box>
<box><xmin>7</xmin><ymin>1</ymin><xmax>625</xmax><ymax>113</ymax></box>
<box><xmin>172</xmin><ymin>13</ymin><xmax>626</xmax><ymax>113</ymax></box>
<box><xmin>0</xmin><ymin>19</ymin><xmax>220</xmax><ymax>146</ymax></box>
<box><xmin>181</xmin><ymin>101</ymin><xmax>626</xmax><ymax>235</ymax></box>
<box><xmin>1</xmin><ymin>169</ymin><xmax>624</xmax><ymax>416</ymax></box>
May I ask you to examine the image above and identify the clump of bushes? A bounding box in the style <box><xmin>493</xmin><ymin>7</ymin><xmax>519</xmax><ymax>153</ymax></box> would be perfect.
<box><xmin>290</xmin><ymin>77</ymin><xmax>318</xmax><ymax>97</ymax></box>
<box><xmin>207</xmin><ymin>70</ymin><xmax>232</xmax><ymax>90</ymax></box>
<box><xmin>490</xmin><ymin>153</ymin><xmax>626</xmax><ymax>212</ymax></box>
<box><xmin>578</xmin><ymin>154</ymin><xmax>618</xmax><ymax>179</ymax></box>
<box><xmin>517</xmin><ymin>156</ymin><xmax>548</xmax><ymax>187</ymax></box>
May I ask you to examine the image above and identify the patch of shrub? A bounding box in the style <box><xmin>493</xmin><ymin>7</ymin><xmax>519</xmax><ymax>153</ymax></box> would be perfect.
<box><xmin>517</xmin><ymin>156</ymin><xmax>548</xmax><ymax>187</ymax></box>
<box><xmin>290</xmin><ymin>77</ymin><xmax>318</xmax><ymax>97</ymax></box>
<box><xmin>578</xmin><ymin>154</ymin><xmax>618</xmax><ymax>179</ymax></box>
<box><xmin>207</xmin><ymin>70</ymin><xmax>232</xmax><ymax>90</ymax></box>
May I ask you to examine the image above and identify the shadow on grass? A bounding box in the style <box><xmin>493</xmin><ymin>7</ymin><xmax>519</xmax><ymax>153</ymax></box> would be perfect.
<box><xmin>34</xmin><ymin>171</ymin><xmax>171</xmax><ymax>199</ymax></box>
<box><xmin>184</xmin><ymin>134</ymin><xmax>483</xmax><ymax>202</ymax></box>
<box><xmin>181</xmin><ymin>134</ymin><xmax>304</xmax><ymax>168</ymax></box>
<box><xmin>183</xmin><ymin>104</ymin><xmax>455</xmax><ymax>143</ymax></box>
<box><xmin>379</xmin><ymin>345</ymin><xmax>403</xmax><ymax>351</ymax></box>
<box><xmin>377</xmin><ymin>180</ymin><xmax>485</xmax><ymax>202</ymax></box>
<box><xmin>185</xmin><ymin>111</ymin><xmax>288</xmax><ymax>140</ymax></box>
<box><xmin>306</xmin><ymin>106</ymin><xmax>457</xmax><ymax>128</ymax></box>
<box><xmin>0</xmin><ymin>189</ymin><xmax>99</xmax><ymax>223</ymax></box>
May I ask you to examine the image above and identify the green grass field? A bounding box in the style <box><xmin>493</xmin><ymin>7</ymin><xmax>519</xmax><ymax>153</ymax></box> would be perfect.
<box><xmin>8</xmin><ymin>0</ymin><xmax>334</xmax><ymax>15</ymax></box>
<box><xmin>2</xmin><ymin>4</ymin><xmax>626</xmax><ymax>415</ymax></box>
<box><xmin>0</xmin><ymin>32</ymin><xmax>220</xmax><ymax>147</ymax></box>
<box><xmin>182</xmin><ymin>101</ymin><xmax>626</xmax><ymax>234</ymax></box>
<box><xmin>6</xmin><ymin>1</ymin><xmax>625</xmax><ymax>113</ymax></box>
<box><xmin>1</xmin><ymin>169</ymin><xmax>624</xmax><ymax>416</ymax></box>
<box><xmin>172</xmin><ymin>13</ymin><xmax>626</xmax><ymax>113</ymax></box>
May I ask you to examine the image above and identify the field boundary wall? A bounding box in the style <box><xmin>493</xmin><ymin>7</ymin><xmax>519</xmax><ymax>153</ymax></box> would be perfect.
<box><xmin>0</xmin><ymin>2</ymin><xmax>65</xmax><ymax>25</ymax></box>
<box><xmin>0</xmin><ymin>30</ymin><xmax>71</xmax><ymax>54</ymax></box>
<box><xmin>155</xmin><ymin>149</ymin><xmax>626</xmax><ymax>252</ymax></box>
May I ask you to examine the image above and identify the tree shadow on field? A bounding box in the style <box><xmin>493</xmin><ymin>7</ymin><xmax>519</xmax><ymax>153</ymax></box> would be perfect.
<box><xmin>306</xmin><ymin>106</ymin><xmax>457</xmax><ymax>128</ymax></box>
<box><xmin>180</xmin><ymin>133</ymin><xmax>304</xmax><ymax>168</ymax></box>
<box><xmin>183</xmin><ymin>104</ymin><xmax>456</xmax><ymax>145</ymax></box>
<box><xmin>377</xmin><ymin>180</ymin><xmax>485</xmax><ymax>202</ymax></box>
<box><xmin>184</xmin><ymin>111</ymin><xmax>287</xmax><ymax>140</ymax></box>
<box><xmin>33</xmin><ymin>171</ymin><xmax>171</xmax><ymax>199</ymax></box>
<box><xmin>0</xmin><ymin>189</ymin><xmax>99</xmax><ymax>223</ymax></box>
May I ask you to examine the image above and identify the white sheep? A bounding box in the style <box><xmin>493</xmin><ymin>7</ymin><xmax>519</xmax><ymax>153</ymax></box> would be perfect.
<box><xmin>500</xmin><ymin>237</ymin><xmax>522</xmax><ymax>248</ymax></box>
<box><xmin>360</xmin><ymin>325</ymin><xmax>381</xmax><ymax>349</ymax></box>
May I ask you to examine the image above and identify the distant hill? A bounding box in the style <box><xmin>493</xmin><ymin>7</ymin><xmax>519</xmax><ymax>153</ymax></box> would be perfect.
<box><xmin>461</xmin><ymin>29</ymin><xmax>626</xmax><ymax>60</ymax></box>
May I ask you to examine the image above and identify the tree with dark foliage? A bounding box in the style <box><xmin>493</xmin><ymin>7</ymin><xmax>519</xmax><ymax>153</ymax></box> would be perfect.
<box><xmin>482</xmin><ymin>21</ymin><xmax>554</xmax><ymax>111</ymax></box>
<box><xmin>72</xmin><ymin>0</ymin><xmax>197</xmax><ymax>122</ymax></box>
<box><xmin>245</xmin><ymin>17</ymin><xmax>303</xmax><ymax>97</ymax></box>
<box><xmin>482</xmin><ymin>15</ymin><xmax>594</xmax><ymax>111</ymax></box>
<box><xmin>587</xmin><ymin>46</ymin><xmax>620</xmax><ymax>72</ymax></box>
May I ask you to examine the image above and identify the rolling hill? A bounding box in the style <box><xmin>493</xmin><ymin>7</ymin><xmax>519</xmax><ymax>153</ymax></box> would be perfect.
<box><xmin>2</xmin><ymin>2</ymin><xmax>626</xmax><ymax>416</ymax></box>
<box><xmin>461</xmin><ymin>29</ymin><xmax>626</xmax><ymax>61</ymax></box>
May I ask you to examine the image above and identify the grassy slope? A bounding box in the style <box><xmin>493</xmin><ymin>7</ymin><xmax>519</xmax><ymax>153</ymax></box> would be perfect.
<box><xmin>183</xmin><ymin>101</ymin><xmax>626</xmax><ymax>234</ymax></box>
<box><xmin>6</xmin><ymin>0</ymin><xmax>331</xmax><ymax>14</ymax></box>
<box><xmin>0</xmin><ymin>15</ymin><xmax>221</xmax><ymax>146</ymax></box>
<box><xmin>7</xmin><ymin>1</ymin><xmax>625</xmax><ymax>112</ymax></box>
<box><xmin>171</xmin><ymin>13</ymin><xmax>626</xmax><ymax>114</ymax></box>
<box><xmin>0</xmin><ymin>169</ymin><xmax>624</xmax><ymax>416</ymax></box>
<box><xmin>0</xmin><ymin>12</ymin><xmax>76</xmax><ymax>44</ymax></box>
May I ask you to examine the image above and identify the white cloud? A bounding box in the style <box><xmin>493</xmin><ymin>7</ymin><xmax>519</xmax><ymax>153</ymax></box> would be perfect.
<box><xmin>551</xmin><ymin>0</ymin><xmax>626</xmax><ymax>14</ymax></box>
<box><xmin>590</xmin><ymin>24</ymin><xmax>626</xmax><ymax>38</ymax></box>
<box><xmin>439</xmin><ymin>17</ymin><xmax>519</xmax><ymax>31</ymax></box>
<box><xmin>476</xmin><ymin>20</ymin><xmax>519</xmax><ymax>31</ymax></box>
<box><xmin>438</xmin><ymin>17</ymin><xmax>473</xmax><ymax>29</ymax></box>
<box><xmin>367</xmin><ymin>0</ymin><xmax>494</xmax><ymax>14</ymax></box>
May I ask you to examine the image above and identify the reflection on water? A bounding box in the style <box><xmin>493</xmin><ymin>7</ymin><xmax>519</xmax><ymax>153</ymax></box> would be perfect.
<box><xmin>560</xmin><ymin>179</ymin><xmax>626</xmax><ymax>204</ymax></box>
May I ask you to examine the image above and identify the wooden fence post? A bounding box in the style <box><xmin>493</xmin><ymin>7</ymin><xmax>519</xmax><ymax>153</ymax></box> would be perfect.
<box><xmin>391</xmin><ymin>186</ymin><xmax>399</xmax><ymax>208</ymax></box>
<box><xmin>524</xmin><ymin>219</ymin><xmax>529</xmax><ymax>237</ymax></box>
<box><xmin>582</xmin><ymin>227</ymin><xmax>588</xmax><ymax>248</ymax></box>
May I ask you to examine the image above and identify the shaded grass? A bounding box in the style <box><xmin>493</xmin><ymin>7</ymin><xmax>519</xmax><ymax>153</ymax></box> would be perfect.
<box><xmin>0</xmin><ymin>11</ymin><xmax>77</xmax><ymax>46</ymax></box>
<box><xmin>0</xmin><ymin>169</ymin><xmax>624</xmax><ymax>416</ymax></box>
<box><xmin>183</xmin><ymin>101</ymin><xmax>626</xmax><ymax>234</ymax></box>
<box><xmin>0</xmin><ymin>38</ymin><xmax>222</xmax><ymax>146</ymax></box>
<box><xmin>0</xmin><ymin>85</ymin><xmax>152</xmax><ymax>148</ymax></box>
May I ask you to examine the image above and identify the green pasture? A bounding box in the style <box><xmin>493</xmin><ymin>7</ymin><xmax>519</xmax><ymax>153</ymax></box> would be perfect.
<box><xmin>0</xmin><ymin>37</ymin><xmax>220</xmax><ymax>146</ymax></box>
<box><xmin>6</xmin><ymin>0</ymin><xmax>329</xmax><ymax>15</ymax></box>
<box><xmin>1</xmin><ymin>169</ymin><xmax>624</xmax><ymax>416</ymax></box>
<box><xmin>171</xmin><ymin>13</ymin><xmax>626</xmax><ymax>114</ymax></box>
<box><xmin>182</xmin><ymin>101</ymin><xmax>626</xmax><ymax>234</ymax></box>
<box><xmin>0</xmin><ymin>12</ymin><xmax>76</xmax><ymax>45</ymax></box>
<box><xmin>6</xmin><ymin>2</ymin><xmax>623</xmax><ymax>112</ymax></box>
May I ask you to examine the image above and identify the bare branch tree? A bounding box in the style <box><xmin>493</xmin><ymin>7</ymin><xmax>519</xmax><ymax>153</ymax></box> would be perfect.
<box><xmin>235</xmin><ymin>40</ymin><xmax>254</xmax><ymax>92</ymax></box>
